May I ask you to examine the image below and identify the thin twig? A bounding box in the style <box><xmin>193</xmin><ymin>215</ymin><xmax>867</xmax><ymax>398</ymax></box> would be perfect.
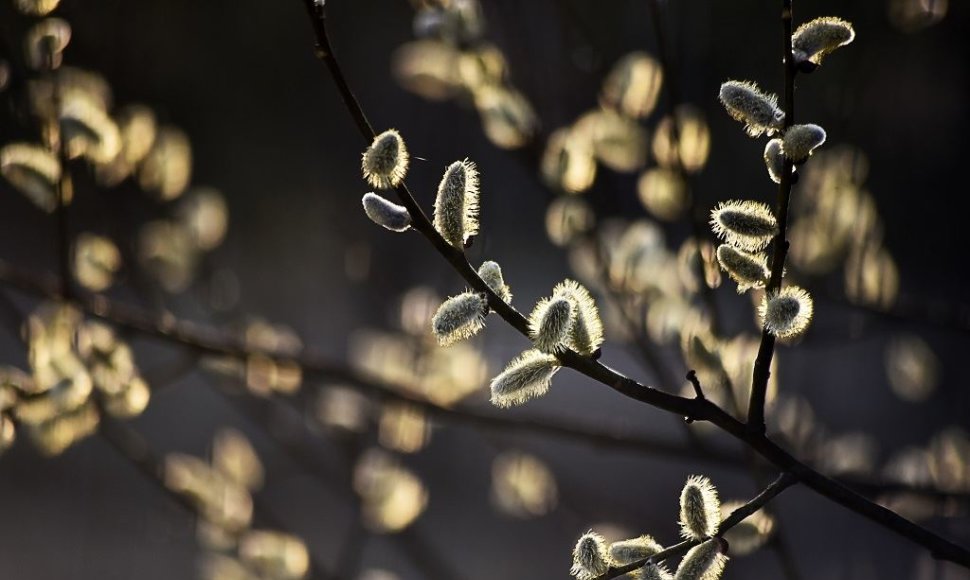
<box><xmin>594</xmin><ymin>472</ymin><xmax>798</xmax><ymax>579</ymax></box>
<box><xmin>748</xmin><ymin>0</ymin><xmax>796</xmax><ymax>434</ymax></box>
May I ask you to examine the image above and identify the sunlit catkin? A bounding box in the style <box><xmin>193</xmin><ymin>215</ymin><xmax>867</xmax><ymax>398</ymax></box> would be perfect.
<box><xmin>478</xmin><ymin>260</ymin><xmax>512</xmax><ymax>302</ymax></box>
<box><xmin>553</xmin><ymin>279</ymin><xmax>604</xmax><ymax>356</ymax></box>
<box><xmin>679</xmin><ymin>475</ymin><xmax>721</xmax><ymax>540</ymax></box>
<box><xmin>792</xmin><ymin>17</ymin><xmax>856</xmax><ymax>66</ymax></box>
<box><xmin>528</xmin><ymin>296</ymin><xmax>575</xmax><ymax>353</ymax></box>
<box><xmin>431</xmin><ymin>291</ymin><xmax>486</xmax><ymax>346</ymax></box>
<box><xmin>433</xmin><ymin>159</ymin><xmax>480</xmax><ymax>248</ymax></box>
<box><xmin>674</xmin><ymin>539</ymin><xmax>728</xmax><ymax>580</ymax></box>
<box><xmin>760</xmin><ymin>285</ymin><xmax>814</xmax><ymax>339</ymax></box>
<box><xmin>0</xmin><ymin>142</ymin><xmax>61</xmax><ymax>212</ymax></box>
<box><xmin>710</xmin><ymin>200</ymin><xmax>778</xmax><ymax>251</ymax></box>
<box><xmin>715</xmin><ymin>245</ymin><xmax>768</xmax><ymax>293</ymax></box>
<box><xmin>609</xmin><ymin>535</ymin><xmax>663</xmax><ymax>566</ymax></box>
<box><xmin>718</xmin><ymin>81</ymin><xmax>784</xmax><ymax>137</ymax></box>
<box><xmin>362</xmin><ymin>192</ymin><xmax>412</xmax><ymax>232</ymax></box>
<box><xmin>489</xmin><ymin>350</ymin><xmax>560</xmax><ymax>408</ymax></box>
<box><xmin>763</xmin><ymin>139</ymin><xmax>786</xmax><ymax>184</ymax></box>
<box><xmin>362</xmin><ymin>129</ymin><xmax>409</xmax><ymax>189</ymax></box>
<box><xmin>571</xmin><ymin>530</ymin><xmax>612</xmax><ymax>580</ymax></box>
<box><xmin>783</xmin><ymin>124</ymin><xmax>826</xmax><ymax>163</ymax></box>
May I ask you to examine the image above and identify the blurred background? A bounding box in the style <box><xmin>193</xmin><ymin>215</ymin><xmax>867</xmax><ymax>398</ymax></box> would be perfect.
<box><xmin>0</xmin><ymin>0</ymin><xmax>968</xmax><ymax>578</ymax></box>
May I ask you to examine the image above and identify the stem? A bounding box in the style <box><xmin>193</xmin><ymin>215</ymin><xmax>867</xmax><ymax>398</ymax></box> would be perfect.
<box><xmin>747</xmin><ymin>0</ymin><xmax>796</xmax><ymax>434</ymax></box>
<box><xmin>595</xmin><ymin>472</ymin><xmax>797</xmax><ymax>579</ymax></box>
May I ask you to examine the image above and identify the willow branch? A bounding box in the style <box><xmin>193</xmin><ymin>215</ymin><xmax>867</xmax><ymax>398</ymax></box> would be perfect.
<box><xmin>595</xmin><ymin>472</ymin><xmax>797</xmax><ymax>579</ymax></box>
<box><xmin>747</xmin><ymin>0</ymin><xmax>796</xmax><ymax>434</ymax></box>
<box><xmin>296</xmin><ymin>1</ymin><xmax>970</xmax><ymax>566</ymax></box>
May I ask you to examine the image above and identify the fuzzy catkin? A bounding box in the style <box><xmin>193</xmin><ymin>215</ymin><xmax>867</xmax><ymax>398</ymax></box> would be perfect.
<box><xmin>361</xmin><ymin>192</ymin><xmax>411</xmax><ymax>232</ymax></box>
<box><xmin>528</xmin><ymin>296</ymin><xmax>575</xmax><ymax>353</ymax></box>
<box><xmin>434</xmin><ymin>159</ymin><xmax>480</xmax><ymax>248</ymax></box>
<box><xmin>760</xmin><ymin>285</ymin><xmax>814</xmax><ymax>339</ymax></box>
<box><xmin>478</xmin><ymin>260</ymin><xmax>512</xmax><ymax>303</ymax></box>
<box><xmin>553</xmin><ymin>279</ymin><xmax>604</xmax><ymax>356</ymax></box>
<box><xmin>431</xmin><ymin>292</ymin><xmax>486</xmax><ymax>346</ymax></box>
<box><xmin>792</xmin><ymin>17</ymin><xmax>855</xmax><ymax>65</ymax></box>
<box><xmin>609</xmin><ymin>535</ymin><xmax>663</xmax><ymax>566</ymax></box>
<box><xmin>679</xmin><ymin>475</ymin><xmax>721</xmax><ymax>540</ymax></box>
<box><xmin>715</xmin><ymin>245</ymin><xmax>768</xmax><ymax>293</ymax></box>
<box><xmin>710</xmin><ymin>200</ymin><xmax>778</xmax><ymax>251</ymax></box>
<box><xmin>782</xmin><ymin>124</ymin><xmax>827</xmax><ymax>162</ymax></box>
<box><xmin>718</xmin><ymin>81</ymin><xmax>785</xmax><ymax>137</ymax></box>
<box><xmin>571</xmin><ymin>531</ymin><xmax>612</xmax><ymax>580</ymax></box>
<box><xmin>490</xmin><ymin>350</ymin><xmax>561</xmax><ymax>408</ymax></box>
<box><xmin>362</xmin><ymin>129</ymin><xmax>409</xmax><ymax>189</ymax></box>
<box><xmin>674</xmin><ymin>539</ymin><xmax>727</xmax><ymax>580</ymax></box>
<box><xmin>763</xmin><ymin>139</ymin><xmax>786</xmax><ymax>184</ymax></box>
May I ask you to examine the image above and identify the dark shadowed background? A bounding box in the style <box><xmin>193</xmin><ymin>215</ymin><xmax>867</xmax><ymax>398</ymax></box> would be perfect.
<box><xmin>0</xmin><ymin>0</ymin><xmax>968</xmax><ymax>579</ymax></box>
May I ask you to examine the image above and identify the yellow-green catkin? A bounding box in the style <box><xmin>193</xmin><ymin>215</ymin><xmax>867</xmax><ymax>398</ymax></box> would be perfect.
<box><xmin>362</xmin><ymin>129</ymin><xmax>409</xmax><ymax>189</ymax></box>
<box><xmin>760</xmin><ymin>285</ymin><xmax>814</xmax><ymax>339</ymax></box>
<box><xmin>528</xmin><ymin>296</ymin><xmax>575</xmax><ymax>353</ymax></box>
<box><xmin>718</xmin><ymin>81</ymin><xmax>785</xmax><ymax>137</ymax></box>
<box><xmin>782</xmin><ymin>124</ymin><xmax>827</xmax><ymax>163</ymax></box>
<box><xmin>433</xmin><ymin>159</ymin><xmax>480</xmax><ymax>248</ymax></box>
<box><xmin>361</xmin><ymin>192</ymin><xmax>411</xmax><ymax>232</ymax></box>
<box><xmin>571</xmin><ymin>530</ymin><xmax>612</xmax><ymax>580</ymax></box>
<box><xmin>673</xmin><ymin>539</ymin><xmax>727</xmax><ymax>580</ymax></box>
<box><xmin>679</xmin><ymin>475</ymin><xmax>721</xmax><ymax>540</ymax></box>
<box><xmin>478</xmin><ymin>260</ymin><xmax>512</xmax><ymax>303</ymax></box>
<box><xmin>609</xmin><ymin>535</ymin><xmax>663</xmax><ymax>566</ymax></box>
<box><xmin>553</xmin><ymin>279</ymin><xmax>604</xmax><ymax>356</ymax></box>
<box><xmin>710</xmin><ymin>200</ymin><xmax>778</xmax><ymax>251</ymax></box>
<box><xmin>792</xmin><ymin>17</ymin><xmax>855</xmax><ymax>66</ymax></box>
<box><xmin>490</xmin><ymin>350</ymin><xmax>561</xmax><ymax>408</ymax></box>
<box><xmin>763</xmin><ymin>138</ymin><xmax>786</xmax><ymax>184</ymax></box>
<box><xmin>431</xmin><ymin>291</ymin><xmax>486</xmax><ymax>346</ymax></box>
<box><xmin>715</xmin><ymin>245</ymin><xmax>769</xmax><ymax>293</ymax></box>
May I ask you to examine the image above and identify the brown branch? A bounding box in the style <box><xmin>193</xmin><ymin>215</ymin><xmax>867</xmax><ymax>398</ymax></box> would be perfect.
<box><xmin>296</xmin><ymin>1</ymin><xmax>970</xmax><ymax>566</ymax></box>
<box><xmin>595</xmin><ymin>472</ymin><xmax>798</xmax><ymax>579</ymax></box>
<box><xmin>748</xmin><ymin>0</ymin><xmax>796</xmax><ymax>434</ymax></box>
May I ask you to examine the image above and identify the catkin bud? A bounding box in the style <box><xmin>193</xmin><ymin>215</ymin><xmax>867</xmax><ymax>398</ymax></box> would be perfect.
<box><xmin>759</xmin><ymin>285</ymin><xmax>814</xmax><ymax>339</ymax></box>
<box><xmin>792</xmin><ymin>17</ymin><xmax>855</xmax><ymax>66</ymax></box>
<box><xmin>528</xmin><ymin>296</ymin><xmax>575</xmax><ymax>353</ymax></box>
<box><xmin>553</xmin><ymin>279</ymin><xmax>604</xmax><ymax>356</ymax></box>
<box><xmin>782</xmin><ymin>124</ymin><xmax>826</xmax><ymax>163</ymax></box>
<box><xmin>478</xmin><ymin>260</ymin><xmax>512</xmax><ymax>303</ymax></box>
<box><xmin>433</xmin><ymin>159</ymin><xmax>480</xmax><ymax>248</ymax></box>
<box><xmin>674</xmin><ymin>539</ymin><xmax>728</xmax><ymax>580</ymax></box>
<box><xmin>710</xmin><ymin>200</ymin><xmax>778</xmax><ymax>251</ymax></box>
<box><xmin>361</xmin><ymin>193</ymin><xmax>411</xmax><ymax>232</ymax></box>
<box><xmin>718</xmin><ymin>81</ymin><xmax>785</xmax><ymax>138</ymax></box>
<box><xmin>642</xmin><ymin>563</ymin><xmax>675</xmax><ymax>580</ymax></box>
<box><xmin>763</xmin><ymin>139</ymin><xmax>787</xmax><ymax>184</ymax></box>
<box><xmin>715</xmin><ymin>245</ymin><xmax>768</xmax><ymax>293</ymax></box>
<box><xmin>431</xmin><ymin>291</ymin><xmax>487</xmax><ymax>346</ymax></box>
<box><xmin>490</xmin><ymin>349</ymin><xmax>561</xmax><ymax>408</ymax></box>
<box><xmin>679</xmin><ymin>475</ymin><xmax>721</xmax><ymax>540</ymax></box>
<box><xmin>609</xmin><ymin>535</ymin><xmax>663</xmax><ymax>566</ymax></box>
<box><xmin>0</xmin><ymin>142</ymin><xmax>62</xmax><ymax>212</ymax></box>
<box><xmin>571</xmin><ymin>530</ymin><xmax>612</xmax><ymax>580</ymax></box>
<box><xmin>362</xmin><ymin>129</ymin><xmax>409</xmax><ymax>189</ymax></box>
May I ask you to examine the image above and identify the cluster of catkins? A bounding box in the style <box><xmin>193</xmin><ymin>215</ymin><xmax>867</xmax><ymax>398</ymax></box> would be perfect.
<box><xmin>358</xmin><ymin>130</ymin><xmax>605</xmax><ymax>409</ymax></box>
<box><xmin>570</xmin><ymin>476</ymin><xmax>728</xmax><ymax>580</ymax></box>
<box><xmin>711</xmin><ymin>16</ymin><xmax>854</xmax><ymax>340</ymax></box>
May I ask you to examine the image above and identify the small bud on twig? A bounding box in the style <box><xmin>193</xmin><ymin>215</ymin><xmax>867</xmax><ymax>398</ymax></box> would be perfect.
<box><xmin>490</xmin><ymin>349</ymin><xmax>561</xmax><ymax>408</ymax></box>
<box><xmin>710</xmin><ymin>200</ymin><xmax>779</xmax><ymax>251</ymax></box>
<box><xmin>362</xmin><ymin>129</ymin><xmax>409</xmax><ymax>189</ymax></box>
<box><xmin>361</xmin><ymin>192</ymin><xmax>411</xmax><ymax>232</ymax></box>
